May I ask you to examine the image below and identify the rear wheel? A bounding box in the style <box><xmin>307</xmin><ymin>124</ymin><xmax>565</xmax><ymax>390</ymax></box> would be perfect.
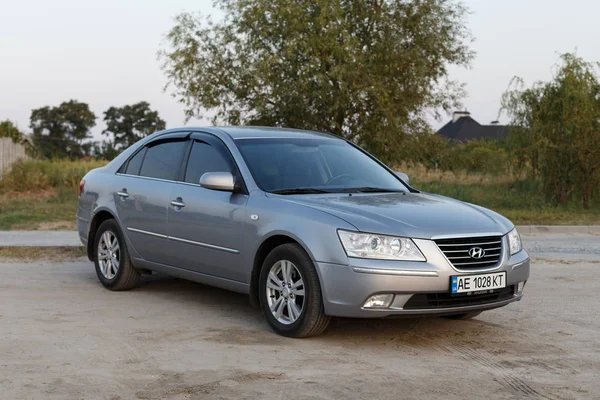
<box><xmin>442</xmin><ymin>311</ymin><xmax>483</xmax><ymax>320</ymax></box>
<box><xmin>93</xmin><ymin>219</ymin><xmax>140</xmax><ymax>290</ymax></box>
<box><xmin>259</xmin><ymin>243</ymin><xmax>330</xmax><ymax>338</ymax></box>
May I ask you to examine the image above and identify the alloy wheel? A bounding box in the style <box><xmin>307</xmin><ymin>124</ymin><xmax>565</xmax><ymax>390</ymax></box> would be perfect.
<box><xmin>266</xmin><ymin>260</ymin><xmax>306</xmax><ymax>324</ymax></box>
<box><xmin>97</xmin><ymin>231</ymin><xmax>120</xmax><ymax>280</ymax></box>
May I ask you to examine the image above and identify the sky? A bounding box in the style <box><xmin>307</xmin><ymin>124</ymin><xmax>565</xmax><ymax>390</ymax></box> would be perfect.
<box><xmin>1</xmin><ymin>0</ymin><xmax>599</xmax><ymax>140</ymax></box>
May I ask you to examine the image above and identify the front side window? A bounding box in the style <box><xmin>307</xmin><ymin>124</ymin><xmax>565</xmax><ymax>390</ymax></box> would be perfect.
<box><xmin>139</xmin><ymin>140</ymin><xmax>186</xmax><ymax>181</ymax></box>
<box><xmin>184</xmin><ymin>140</ymin><xmax>234</xmax><ymax>184</ymax></box>
<box><xmin>236</xmin><ymin>138</ymin><xmax>408</xmax><ymax>193</ymax></box>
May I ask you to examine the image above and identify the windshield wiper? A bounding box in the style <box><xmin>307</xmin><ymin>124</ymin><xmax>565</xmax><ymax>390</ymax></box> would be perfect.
<box><xmin>271</xmin><ymin>188</ymin><xmax>331</xmax><ymax>195</ymax></box>
<box><xmin>339</xmin><ymin>187</ymin><xmax>404</xmax><ymax>193</ymax></box>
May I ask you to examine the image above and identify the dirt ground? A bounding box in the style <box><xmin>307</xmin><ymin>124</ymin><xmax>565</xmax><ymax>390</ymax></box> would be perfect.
<box><xmin>0</xmin><ymin>237</ymin><xmax>598</xmax><ymax>399</ymax></box>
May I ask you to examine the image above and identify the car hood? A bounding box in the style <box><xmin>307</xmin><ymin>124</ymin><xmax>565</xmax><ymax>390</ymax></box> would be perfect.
<box><xmin>275</xmin><ymin>192</ymin><xmax>513</xmax><ymax>239</ymax></box>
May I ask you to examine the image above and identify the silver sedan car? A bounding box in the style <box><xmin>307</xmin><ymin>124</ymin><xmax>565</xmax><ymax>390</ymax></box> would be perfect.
<box><xmin>77</xmin><ymin>127</ymin><xmax>530</xmax><ymax>337</ymax></box>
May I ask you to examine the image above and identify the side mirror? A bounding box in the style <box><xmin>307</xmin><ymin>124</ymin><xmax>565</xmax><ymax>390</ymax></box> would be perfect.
<box><xmin>395</xmin><ymin>171</ymin><xmax>410</xmax><ymax>185</ymax></box>
<box><xmin>199</xmin><ymin>172</ymin><xmax>235</xmax><ymax>192</ymax></box>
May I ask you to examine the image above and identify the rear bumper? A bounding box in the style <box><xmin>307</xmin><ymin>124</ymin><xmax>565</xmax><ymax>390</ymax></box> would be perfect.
<box><xmin>316</xmin><ymin>239</ymin><xmax>530</xmax><ymax>318</ymax></box>
<box><xmin>76</xmin><ymin>206</ymin><xmax>90</xmax><ymax>247</ymax></box>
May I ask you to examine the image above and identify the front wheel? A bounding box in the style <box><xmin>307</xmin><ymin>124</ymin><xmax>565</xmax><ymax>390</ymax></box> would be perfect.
<box><xmin>259</xmin><ymin>243</ymin><xmax>330</xmax><ymax>338</ymax></box>
<box><xmin>93</xmin><ymin>219</ymin><xmax>140</xmax><ymax>291</ymax></box>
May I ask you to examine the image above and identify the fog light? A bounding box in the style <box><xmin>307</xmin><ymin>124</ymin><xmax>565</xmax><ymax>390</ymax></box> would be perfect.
<box><xmin>363</xmin><ymin>294</ymin><xmax>394</xmax><ymax>308</ymax></box>
<box><xmin>517</xmin><ymin>281</ymin><xmax>526</xmax><ymax>293</ymax></box>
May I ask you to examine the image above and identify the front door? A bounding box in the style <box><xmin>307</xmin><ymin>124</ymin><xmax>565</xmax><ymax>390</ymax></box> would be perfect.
<box><xmin>165</xmin><ymin>133</ymin><xmax>248</xmax><ymax>282</ymax></box>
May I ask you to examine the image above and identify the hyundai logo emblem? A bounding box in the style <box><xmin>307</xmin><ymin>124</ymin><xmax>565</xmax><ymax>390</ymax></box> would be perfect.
<box><xmin>468</xmin><ymin>247</ymin><xmax>485</xmax><ymax>259</ymax></box>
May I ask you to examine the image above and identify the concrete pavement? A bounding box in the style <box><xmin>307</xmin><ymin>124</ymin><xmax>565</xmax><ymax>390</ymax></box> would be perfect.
<box><xmin>517</xmin><ymin>225</ymin><xmax>600</xmax><ymax>235</ymax></box>
<box><xmin>0</xmin><ymin>231</ymin><xmax>81</xmax><ymax>247</ymax></box>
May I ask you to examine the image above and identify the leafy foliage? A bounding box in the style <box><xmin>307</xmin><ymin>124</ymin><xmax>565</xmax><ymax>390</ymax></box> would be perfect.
<box><xmin>0</xmin><ymin>120</ymin><xmax>24</xmax><ymax>143</ymax></box>
<box><xmin>160</xmin><ymin>0</ymin><xmax>473</xmax><ymax>163</ymax></box>
<box><xmin>397</xmin><ymin>132</ymin><xmax>508</xmax><ymax>175</ymax></box>
<box><xmin>502</xmin><ymin>53</ymin><xmax>600</xmax><ymax>209</ymax></box>
<box><xmin>102</xmin><ymin>101</ymin><xmax>166</xmax><ymax>152</ymax></box>
<box><xmin>30</xmin><ymin>100</ymin><xmax>96</xmax><ymax>160</ymax></box>
<box><xmin>91</xmin><ymin>141</ymin><xmax>120</xmax><ymax>160</ymax></box>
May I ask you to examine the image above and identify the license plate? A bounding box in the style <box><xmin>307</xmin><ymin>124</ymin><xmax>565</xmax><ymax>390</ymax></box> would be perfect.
<box><xmin>451</xmin><ymin>272</ymin><xmax>506</xmax><ymax>294</ymax></box>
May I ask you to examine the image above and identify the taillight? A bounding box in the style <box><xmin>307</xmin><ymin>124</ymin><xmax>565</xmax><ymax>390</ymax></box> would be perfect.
<box><xmin>78</xmin><ymin>180</ymin><xmax>85</xmax><ymax>197</ymax></box>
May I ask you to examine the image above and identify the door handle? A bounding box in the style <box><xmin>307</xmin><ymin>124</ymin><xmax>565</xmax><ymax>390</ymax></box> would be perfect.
<box><xmin>117</xmin><ymin>190</ymin><xmax>129</xmax><ymax>198</ymax></box>
<box><xmin>170</xmin><ymin>199</ymin><xmax>186</xmax><ymax>208</ymax></box>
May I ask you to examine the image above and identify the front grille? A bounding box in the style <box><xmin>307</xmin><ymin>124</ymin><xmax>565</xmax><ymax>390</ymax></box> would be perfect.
<box><xmin>403</xmin><ymin>286</ymin><xmax>515</xmax><ymax>310</ymax></box>
<box><xmin>434</xmin><ymin>235</ymin><xmax>503</xmax><ymax>269</ymax></box>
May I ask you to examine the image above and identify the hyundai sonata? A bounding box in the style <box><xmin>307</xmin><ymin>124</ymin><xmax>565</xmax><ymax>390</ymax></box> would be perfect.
<box><xmin>77</xmin><ymin>127</ymin><xmax>529</xmax><ymax>337</ymax></box>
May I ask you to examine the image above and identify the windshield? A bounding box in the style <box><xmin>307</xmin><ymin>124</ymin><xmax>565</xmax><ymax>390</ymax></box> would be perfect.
<box><xmin>235</xmin><ymin>138</ymin><xmax>408</xmax><ymax>194</ymax></box>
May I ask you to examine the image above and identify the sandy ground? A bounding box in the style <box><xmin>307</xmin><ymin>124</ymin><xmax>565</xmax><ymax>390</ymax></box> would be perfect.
<box><xmin>0</xmin><ymin>234</ymin><xmax>598</xmax><ymax>399</ymax></box>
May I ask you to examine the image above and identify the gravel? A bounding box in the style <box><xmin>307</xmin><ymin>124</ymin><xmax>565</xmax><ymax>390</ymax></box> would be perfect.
<box><xmin>0</xmin><ymin>234</ymin><xmax>598</xmax><ymax>399</ymax></box>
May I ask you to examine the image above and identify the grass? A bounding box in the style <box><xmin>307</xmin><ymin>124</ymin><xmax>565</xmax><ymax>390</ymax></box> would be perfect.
<box><xmin>402</xmin><ymin>164</ymin><xmax>600</xmax><ymax>225</ymax></box>
<box><xmin>0</xmin><ymin>189</ymin><xmax>79</xmax><ymax>230</ymax></box>
<box><xmin>0</xmin><ymin>158</ymin><xmax>106</xmax><ymax>192</ymax></box>
<box><xmin>0</xmin><ymin>159</ymin><xmax>598</xmax><ymax>229</ymax></box>
<box><xmin>0</xmin><ymin>159</ymin><xmax>105</xmax><ymax>230</ymax></box>
<box><xmin>0</xmin><ymin>246</ymin><xmax>86</xmax><ymax>262</ymax></box>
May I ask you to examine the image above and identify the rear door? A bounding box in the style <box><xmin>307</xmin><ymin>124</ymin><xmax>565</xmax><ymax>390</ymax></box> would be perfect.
<box><xmin>165</xmin><ymin>132</ymin><xmax>248</xmax><ymax>282</ymax></box>
<box><xmin>114</xmin><ymin>134</ymin><xmax>188</xmax><ymax>265</ymax></box>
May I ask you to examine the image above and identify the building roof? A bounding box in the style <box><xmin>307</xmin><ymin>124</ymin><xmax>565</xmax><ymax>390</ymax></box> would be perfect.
<box><xmin>437</xmin><ymin>112</ymin><xmax>509</xmax><ymax>142</ymax></box>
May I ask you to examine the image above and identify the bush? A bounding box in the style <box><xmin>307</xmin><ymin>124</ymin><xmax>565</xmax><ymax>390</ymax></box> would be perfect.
<box><xmin>398</xmin><ymin>132</ymin><xmax>509</xmax><ymax>176</ymax></box>
<box><xmin>398</xmin><ymin>131</ymin><xmax>448</xmax><ymax>170</ymax></box>
<box><xmin>0</xmin><ymin>159</ymin><xmax>107</xmax><ymax>193</ymax></box>
<box><xmin>447</xmin><ymin>141</ymin><xmax>508</xmax><ymax>175</ymax></box>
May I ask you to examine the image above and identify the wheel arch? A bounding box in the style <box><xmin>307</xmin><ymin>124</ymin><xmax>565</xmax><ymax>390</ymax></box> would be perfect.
<box><xmin>87</xmin><ymin>209</ymin><xmax>117</xmax><ymax>261</ymax></box>
<box><xmin>249</xmin><ymin>233</ymin><xmax>317</xmax><ymax>308</ymax></box>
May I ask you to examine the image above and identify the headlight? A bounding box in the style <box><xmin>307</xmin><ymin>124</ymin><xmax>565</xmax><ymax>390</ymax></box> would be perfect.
<box><xmin>337</xmin><ymin>230</ymin><xmax>426</xmax><ymax>261</ymax></box>
<box><xmin>507</xmin><ymin>228</ymin><xmax>522</xmax><ymax>255</ymax></box>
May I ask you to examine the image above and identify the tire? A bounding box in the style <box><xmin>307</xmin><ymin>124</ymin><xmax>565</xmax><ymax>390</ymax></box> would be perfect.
<box><xmin>93</xmin><ymin>219</ymin><xmax>140</xmax><ymax>291</ymax></box>
<box><xmin>442</xmin><ymin>311</ymin><xmax>483</xmax><ymax>320</ymax></box>
<box><xmin>259</xmin><ymin>243</ymin><xmax>330</xmax><ymax>338</ymax></box>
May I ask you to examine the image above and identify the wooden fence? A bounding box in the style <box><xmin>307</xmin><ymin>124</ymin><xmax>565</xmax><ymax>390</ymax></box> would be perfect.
<box><xmin>0</xmin><ymin>137</ymin><xmax>29</xmax><ymax>177</ymax></box>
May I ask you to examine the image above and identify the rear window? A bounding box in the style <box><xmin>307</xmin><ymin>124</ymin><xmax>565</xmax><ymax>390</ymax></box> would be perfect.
<box><xmin>124</xmin><ymin>147</ymin><xmax>146</xmax><ymax>176</ymax></box>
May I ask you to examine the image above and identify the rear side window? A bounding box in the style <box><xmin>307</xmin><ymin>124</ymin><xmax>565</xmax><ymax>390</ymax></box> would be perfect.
<box><xmin>139</xmin><ymin>141</ymin><xmax>186</xmax><ymax>181</ymax></box>
<box><xmin>124</xmin><ymin>147</ymin><xmax>146</xmax><ymax>176</ymax></box>
<box><xmin>184</xmin><ymin>140</ymin><xmax>234</xmax><ymax>184</ymax></box>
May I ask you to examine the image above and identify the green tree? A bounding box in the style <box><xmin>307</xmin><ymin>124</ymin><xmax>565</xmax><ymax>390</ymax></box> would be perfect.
<box><xmin>30</xmin><ymin>100</ymin><xmax>96</xmax><ymax>159</ymax></box>
<box><xmin>399</xmin><ymin>130</ymin><xmax>449</xmax><ymax>170</ymax></box>
<box><xmin>501</xmin><ymin>78</ymin><xmax>543</xmax><ymax>179</ymax></box>
<box><xmin>91</xmin><ymin>141</ymin><xmax>120</xmax><ymax>160</ymax></box>
<box><xmin>102</xmin><ymin>101</ymin><xmax>166</xmax><ymax>151</ymax></box>
<box><xmin>0</xmin><ymin>120</ymin><xmax>24</xmax><ymax>143</ymax></box>
<box><xmin>502</xmin><ymin>53</ymin><xmax>600</xmax><ymax>209</ymax></box>
<box><xmin>160</xmin><ymin>0</ymin><xmax>473</xmax><ymax>163</ymax></box>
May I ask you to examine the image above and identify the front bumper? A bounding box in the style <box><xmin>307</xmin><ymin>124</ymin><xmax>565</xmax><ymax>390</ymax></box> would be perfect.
<box><xmin>316</xmin><ymin>238</ymin><xmax>530</xmax><ymax>318</ymax></box>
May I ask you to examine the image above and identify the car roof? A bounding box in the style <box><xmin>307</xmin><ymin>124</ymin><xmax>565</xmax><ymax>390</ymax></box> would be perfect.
<box><xmin>213</xmin><ymin>126</ymin><xmax>342</xmax><ymax>140</ymax></box>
